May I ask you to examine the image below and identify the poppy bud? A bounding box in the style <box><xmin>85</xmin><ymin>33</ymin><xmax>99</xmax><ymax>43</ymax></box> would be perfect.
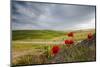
<box><xmin>52</xmin><ymin>45</ymin><xmax>60</xmax><ymax>56</ymax></box>
<box><xmin>67</xmin><ymin>32</ymin><xmax>74</xmax><ymax>37</ymax></box>
<box><xmin>87</xmin><ymin>32</ymin><xmax>93</xmax><ymax>40</ymax></box>
<box><xmin>64</xmin><ymin>39</ymin><xmax>74</xmax><ymax>45</ymax></box>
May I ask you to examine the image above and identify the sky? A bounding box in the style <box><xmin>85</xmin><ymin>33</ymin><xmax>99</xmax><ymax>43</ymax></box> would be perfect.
<box><xmin>12</xmin><ymin>1</ymin><xmax>96</xmax><ymax>31</ymax></box>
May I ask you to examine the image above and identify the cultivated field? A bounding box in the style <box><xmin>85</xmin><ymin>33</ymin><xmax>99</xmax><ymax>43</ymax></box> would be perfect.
<box><xmin>12</xmin><ymin>29</ymin><xmax>96</xmax><ymax>66</ymax></box>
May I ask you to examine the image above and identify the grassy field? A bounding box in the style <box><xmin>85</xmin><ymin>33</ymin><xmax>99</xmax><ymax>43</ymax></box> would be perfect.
<box><xmin>12</xmin><ymin>29</ymin><xmax>96</xmax><ymax>66</ymax></box>
<box><xmin>12</xmin><ymin>30</ymin><xmax>66</xmax><ymax>40</ymax></box>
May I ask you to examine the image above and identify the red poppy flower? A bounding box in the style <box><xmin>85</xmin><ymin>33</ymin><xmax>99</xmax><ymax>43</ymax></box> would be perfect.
<box><xmin>52</xmin><ymin>45</ymin><xmax>60</xmax><ymax>55</ymax></box>
<box><xmin>69</xmin><ymin>39</ymin><xmax>74</xmax><ymax>44</ymax></box>
<box><xmin>87</xmin><ymin>32</ymin><xmax>93</xmax><ymax>40</ymax></box>
<box><xmin>65</xmin><ymin>40</ymin><xmax>70</xmax><ymax>44</ymax></box>
<box><xmin>67</xmin><ymin>32</ymin><xmax>74</xmax><ymax>37</ymax></box>
<box><xmin>64</xmin><ymin>39</ymin><xmax>74</xmax><ymax>44</ymax></box>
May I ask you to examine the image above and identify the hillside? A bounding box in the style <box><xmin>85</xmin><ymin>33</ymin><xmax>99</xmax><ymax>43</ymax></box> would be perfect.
<box><xmin>12</xmin><ymin>30</ymin><xmax>65</xmax><ymax>40</ymax></box>
<box><xmin>12</xmin><ymin>29</ymin><xmax>95</xmax><ymax>41</ymax></box>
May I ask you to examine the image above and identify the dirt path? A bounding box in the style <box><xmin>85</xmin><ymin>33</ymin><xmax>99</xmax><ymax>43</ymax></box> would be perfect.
<box><xmin>13</xmin><ymin>35</ymin><xmax>66</xmax><ymax>45</ymax></box>
<box><xmin>13</xmin><ymin>41</ymin><xmax>64</xmax><ymax>45</ymax></box>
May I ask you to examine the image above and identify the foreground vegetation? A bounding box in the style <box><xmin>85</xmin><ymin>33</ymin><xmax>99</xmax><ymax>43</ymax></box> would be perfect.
<box><xmin>12</xmin><ymin>29</ymin><xmax>96</xmax><ymax>66</ymax></box>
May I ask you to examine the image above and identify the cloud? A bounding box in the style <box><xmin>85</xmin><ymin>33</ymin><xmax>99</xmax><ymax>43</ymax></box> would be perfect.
<box><xmin>12</xmin><ymin>1</ymin><xmax>96</xmax><ymax>30</ymax></box>
<box><xmin>72</xmin><ymin>18</ymin><xmax>95</xmax><ymax>30</ymax></box>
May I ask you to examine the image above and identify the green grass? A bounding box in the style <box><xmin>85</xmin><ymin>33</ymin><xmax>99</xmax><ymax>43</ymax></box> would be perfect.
<box><xmin>12</xmin><ymin>43</ymin><xmax>46</xmax><ymax>52</ymax></box>
<box><xmin>12</xmin><ymin>42</ymin><xmax>53</xmax><ymax>65</ymax></box>
<box><xmin>12</xmin><ymin>30</ymin><xmax>66</xmax><ymax>40</ymax></box>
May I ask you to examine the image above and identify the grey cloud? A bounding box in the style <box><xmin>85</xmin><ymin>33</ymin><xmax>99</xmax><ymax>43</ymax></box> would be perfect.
<box><xmin>12</xmin><ymin>1</ymin><xmax>95</xmax><ymax>30</ymax></box>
